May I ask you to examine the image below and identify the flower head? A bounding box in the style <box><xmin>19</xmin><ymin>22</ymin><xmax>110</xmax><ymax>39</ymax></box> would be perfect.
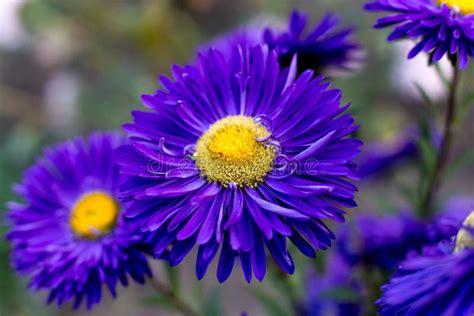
<box><xmin>6</xmin><ymin>132</ymin><xmax>151</xmax><ymax>309</ymax></box>
<box><xmin>117</xmin><ymin>44</ymin><xmax>361</xmax><ymax>282</ymax></box>
<box><xmin>338</xmin><ymin>197</ymin><xmax>472</xmax><ymax>270</ymax></box>
<box><xmin>365</xmin><ymin>0</ymin><xmax>474</xmax><ymax>69</ymax></box>
<box><xmin>338</xmin><ymin>211</ymin><xmax>431</xmax><ymax>270</ymax></box>
<box><xmin>378</xmin><ymin>211</ymin><xmax>474</xmax><ymax>315</ymax></box>
<box><xmin>264</xmin><ymin>11</ymin><xmax>360</xmax><ymax>75</ymax></box>
<box><xmin>430</xmin><ymin>196</ymin><xmax>474</xmax><ymax>240</ymax></box>
<box><xmin>201</xmin><ymin>11</ymin><xmax>360</xmax><ymax>76</ymax></box>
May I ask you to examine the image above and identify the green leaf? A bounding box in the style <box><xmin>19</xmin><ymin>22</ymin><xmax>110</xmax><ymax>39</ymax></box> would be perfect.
<box><xmin>459</xmin><ymin>91</ymin><xmax>474</xmax><ymax>120</ymax></box>
<box><xmin>165</xmin><ymin>265</ymin><xmax>179</xmax><ymax>293</ymax></box>
<box><xmin>397</xmin><ymin>182</ymin><xmax>419</xmax><ymax>208</ymax></box>
<box><xmin>201</xmin><ymin>287</ymin><xmax>222</xmax><ymax>316</ymax></box>
<box><xmin>414</xmin><ymin>83</ymin><xmax>436</xmax><ymax>118</ymax></box>
<box><xmin>417</xmin><ymin>118</ymin><xmax>438</xmax><ymax>176</ymax></box>
<box><xmin>187</xmin><ymin>279</ymin><xmax>204</xmax><ymax>311</ymax></box>
<box><xmin>253</xmin><ymin>288</ymin><xmax>294</xmax><ymax>316</ymax></box>
<box><xmin>418</xmin><ymin>137</ymin><xmax>437</xmax><ymax>177</ymax></box>
<box><xmin>142</xmin><ymin>294</ymin><xmax>175</xmax><ymax>310</ymax></box>
<box><xmin>433</xmin><ymin>62</ymin><xmax>450</xmax><ymax>87</ymax></box>
<box><xmin>321</xmin><ymin>286</ymin><xmax>359</xmax><ymax>302</ymax></box>
<box><xmin>446</xmin><ymin>149</ymin><xmax>474</xmax><ymax>180</ymax></box>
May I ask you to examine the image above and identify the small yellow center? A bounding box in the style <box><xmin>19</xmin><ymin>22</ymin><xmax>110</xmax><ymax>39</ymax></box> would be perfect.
<box><xmin>194</xmin><ymin>115</ymin><xmax>275</xmax><ymax>187</ymax></box>
<box><xmin>455</xmin><ymin>211</ymin><xmax>474</xmax><ymax>252</ymax></box>
<box><xmin>439</xmin><ymin>0</ymin><xmax>474</xmax><ymax>14</ymax></box>
<box><xmin>70</xmin><ymin>191</ymin><xmax>119</xmax><ymax>239</ymax></box>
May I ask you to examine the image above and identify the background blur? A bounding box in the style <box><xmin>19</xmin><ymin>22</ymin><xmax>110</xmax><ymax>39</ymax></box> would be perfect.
<box><xmin>1</xmin><ymin>0</ymin><xmax>473</xmax><ymax>315</ymax></box>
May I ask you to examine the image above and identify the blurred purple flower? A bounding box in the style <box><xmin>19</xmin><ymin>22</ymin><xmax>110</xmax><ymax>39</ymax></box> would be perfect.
<box><xmin>200</xmin><ymin>10</ymin><xmax>361</xmax><ymax>76</ymax></box>
<box><xmin>379</xmin><ymin>248</ymin><xmax>474</xmax><ymax>315</ymax></box>
<box><xmin>358</xmin><ymin>125</ymin><xmax>441</xmax><ymax>179</ymax></box>
<box><xmin>338</xmin><ymin>211</ymin><xmax>431</xmax><ymax>270</ymax></box>
<box><xmin>264</xmin><ymin>11</ymin><xmax>361</xmax><ymax>75</ymax></box>
<box><xmin>430</xmin><ymin>196</ymin><xmax>474</xmax><ymax>240</ymax></box>
<box><xmin>378</xmin><ymin>212</ymin><xmax>474</xmax><ymax>315</ymax></box>
<box><xmin>5</xmin><ymin>133</ymin><xmax>151</xmax><ymax>309</ymax></box>
<box><xmin>338</xmin><ymin>196</ymin><xmax>473</xmax><ymax>270</ymax></box>
<box><xmin>365</xmin><ymin>0</ymin><xmax>474</xmax><ymax>69</ymax></box>
<box><xmin>357</xmin><ymin>134</ymin><xmax>418</xmax><ymax>178</ymax></box>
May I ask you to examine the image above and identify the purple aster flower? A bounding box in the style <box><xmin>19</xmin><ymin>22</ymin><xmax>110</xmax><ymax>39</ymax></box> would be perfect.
<box><xmin>116</xmin><ymin>44</ymin><xmax>361</xmax><ymax>282</ymax></box>
<box><xmin>364</xmin><ymin>0</ymin><xmax>474</xmax><ymax>69</ymax></box>
<box><xmin>338</xmin><ymin>197</ymin><xmax>472</xmax><ymax>270</ymax></box>
<box><xmin>264</xmin><ymin>11</ymin><xmax>360</xmax><ymax>75</ymax></box>
<box><xmin>5</xmin><ymin>132</ymin><xmax>152</xmax><ymax>309</ymax></box>
<box><xmin>378</xmin><ymin>211</ymin><xmax>474</xmax><ymax>315</ymax></box>
<box><xmin>429</xmin><ymin>196</ymin><xmax>473</xmax><ymax>240</ymax></box>
<box><xmin>338</xmin><ymin>211</ymin><xmax>431</xmax><ymax>270</ymax></box>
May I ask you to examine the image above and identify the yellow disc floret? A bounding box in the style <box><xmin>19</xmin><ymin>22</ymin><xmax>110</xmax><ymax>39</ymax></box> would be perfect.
<box><xmin>455</xmin><ymin>211</ymin><xmax>474</xmax><ymax>252</ymax></box>
<box><xmin>195</xmin><ymin>115</ymin><xmax>276</xmax><ymax>187</ymax></box>
<box><xmin>439</xmin><ymin>0</ymin><xmax>474</xmax><ymax>15</ymax></box>
<box><xmin>70</xmin><ymin>191</ymin><xmax>119</xmax><ymax>239</ymax></box>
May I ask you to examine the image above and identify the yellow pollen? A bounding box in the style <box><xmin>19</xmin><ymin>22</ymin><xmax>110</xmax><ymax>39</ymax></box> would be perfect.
<box><xmin>455</xmin><ymin>211</ymin><xmax>474</xmax><ymax>252</ymax></box>
<box><xmin>439</xmin><ymin>0</ymin><xmax>474</xmax><ymax>14</ymax></box>
<box><xmin>194</xmin><ymin>115</ymin><xmax>275</xmax><ymax>187</ymax></box>
<box><xmin>70</xmin><ymin>191</ymin><xmax>119</xmax><ymax>239</ymax></box>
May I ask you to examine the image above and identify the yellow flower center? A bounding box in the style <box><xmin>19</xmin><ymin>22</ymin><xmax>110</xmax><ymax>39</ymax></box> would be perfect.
<box><xmin>439</xmin><ymin>0</ymin><xmax>474</xmax><ymax>14</ymax></box>
<box><xmin>70</xmin><ymin>191</ymin><xmax>119</xmax><ymax>239</ymax></box>
<box><xmin>194</xmin><ymin>115</ymin><xmax>275</xmax><ymax>187</ymax></box>
<box><xmin>455</xmin><ymin>211</ymin><xmax>474</xmax><ymax>252</ymax></box>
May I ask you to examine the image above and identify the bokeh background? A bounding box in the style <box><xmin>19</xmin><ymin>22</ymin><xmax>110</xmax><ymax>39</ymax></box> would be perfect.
<box><xmin>1</xmin><ymin>0</ymin><xmax>473</xmax><ymax>315</ymax></box>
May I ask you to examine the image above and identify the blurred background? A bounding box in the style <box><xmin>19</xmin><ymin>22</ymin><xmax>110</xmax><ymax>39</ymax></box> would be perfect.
<box><xmin>0</xmin><ymin>0</ymin><xmax>473</xmax><ymax>315</ymax></box>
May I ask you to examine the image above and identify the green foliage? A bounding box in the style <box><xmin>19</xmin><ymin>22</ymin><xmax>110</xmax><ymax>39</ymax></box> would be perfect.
<box><xmin>322</xmin><ymin>286</ymin><xmax>359</xmax><ymax>302</ymax></box>
<box><xmin>414</xmin><ymin>83</ymin><xmax>437</xmax><ymax>118</ymax></box>
<box><xmin>459</xmin><ymin>90</ymin><xmax>474</xmax><ymax>120</ymax></box>
<box><xmin>253</xmin><ymin>288</ymin><xmax>295</xmax><ymax>316</ymax></box>
<box><xmin>200</xmin><ymin>287</ymin><xmax>222</xmax><ymax>316</ymax></box>
<box><xmin>165</xmin><ymin>266</ymin><xmax>180</xmax><ymax>294</ymax></box>
<box><xmin>447</xmin><ymin>149</ymin><xmax>474</xmax><ymax>180</ymax></box>
<box><xmin>142</xmin><ymin>293</ymin><xmax>174</xmax><ymax>307</ymax></box>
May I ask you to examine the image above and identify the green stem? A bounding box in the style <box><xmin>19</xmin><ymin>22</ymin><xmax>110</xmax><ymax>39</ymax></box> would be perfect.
<box><xmin>274</xmin><ymin>269</ymin><xmax>300</xmax><ymax>315</ymax></box>
<box><xmin>420</xmin><ymin>64</ymin><xmax>461</xmax><ymax>217</ymax></box>
<box><xmin>361</xmin><ymin>262</ymin><xmax>383</xmax><ymax>316</ymax></box>
<box><xmin>150</xmin><ymin>276</ymin><xmax>199</xmax><ymax>316</ymax></box>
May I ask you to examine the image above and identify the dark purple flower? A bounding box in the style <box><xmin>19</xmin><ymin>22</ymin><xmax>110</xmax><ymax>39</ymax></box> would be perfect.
<box><xmin>117</xmin><ymin>44</ymin><xmax>361</xmax><ymax>282</ymax></box>
<box><xmin>429</xmin><ymin>196</ymin><xmax>474</xmax><ymax>240</ymax></box>
<box><xmin>338</xmin><ymin>197</ymin><xmax>472</xmax><ymax>270</ymax></box>
<box><xmin>378</xmin><ymin>212</ymin><xmax>474</xmax><ymax>315</ymax></box>
<box><xmin>201</xmin><ymin>11</ymin><xmax>360</xmax><ymax>76</ymax></box>
<box><xmin>365</xmin><ymin>0</ymin><xmax>474</xmax><ymax>69</ymax></box>
<box><xmin>264</xmin><ymin>11</ymin><xmax>360</xmax><ymax>75</ymax></box>
<box><xmin>5</xmin><ymin>132</ymin><xmax>151</xmax><ymax>309</ymax></box>
<box><xmin>357</xmin><ymin>132</ymin><xmax>419</xmax><ymax>178</ymax></box>
<box><xmin>338</xmin><ymin>211</ymin><xmax>431</xmax><ymax>270</ymax></box>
